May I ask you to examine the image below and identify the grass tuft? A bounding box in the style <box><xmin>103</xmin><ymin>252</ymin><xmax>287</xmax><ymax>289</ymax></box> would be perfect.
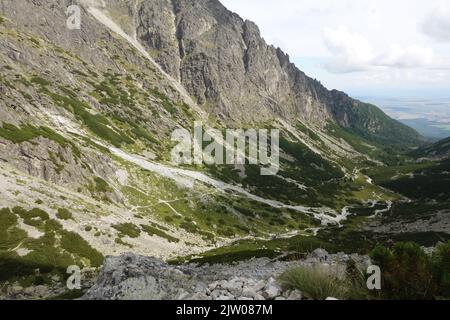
<box><xmin>279</xmin><ymin>266</ymin><xmax>347</xmax><ymax>300</ymax></box>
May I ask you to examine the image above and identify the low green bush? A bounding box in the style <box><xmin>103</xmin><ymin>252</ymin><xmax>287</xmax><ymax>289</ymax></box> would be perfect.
<box><xmin>370</xmin><ymin>242</ymin><xmax>437</xmax><ymax>299</ymax></box>
<box><xmin>279</xmin><ymin>266</ymin><xmax>347</xmax><ymax>300</ymax></box>
<box><xmin>112</xmin><ymin>223</ymin><xmax>141</xmax><ymax>238</ymax></box>
<box><xmin>0</xmin><ymin>123</ymin><xmax>81</xmax><ymax>158</ymax></box>
<box><xmin>141</xmin><ymin>224</ymin><xmax>179</xmax><ymax>243</ymax></box>
<box><xmin>56</xmin><ymin>208</ymin><xmax>73</xmax><ymax>220</ymax></box>
<box><xmin>432</xmin><ymin>241</ymin><xmax>450</xmax><ymax>297</ymax></box>
<box><xmin>13</xmin><ymin>207</ymin><xmax>49</xmax><ymax>228</ymax></box>
<box><xmin>60</xmin><ymin>231</ymin><xmax>103</xmax><ymax>267</ymax></box>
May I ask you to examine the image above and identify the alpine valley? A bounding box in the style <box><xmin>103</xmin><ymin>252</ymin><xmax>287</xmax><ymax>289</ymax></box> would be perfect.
<box><xmin>0</xmin><ymin>0</ymin><xmax>449</xmax><ymax>300</ymax></box>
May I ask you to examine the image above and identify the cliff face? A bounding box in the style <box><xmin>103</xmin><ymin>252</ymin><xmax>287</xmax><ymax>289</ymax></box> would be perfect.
<box><xmin>101</xmin><ymin>0</ymin><xmax>420</xmax><ymax>146</ymax></box>
<box><xmin>132</xmin><ymin>0</ymin><xmax>331</xmax><ymax>124</ymax></box>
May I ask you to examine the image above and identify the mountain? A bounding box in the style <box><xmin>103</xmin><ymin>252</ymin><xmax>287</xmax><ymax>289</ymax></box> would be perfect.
<box><xmin>0</xmin><ymin>0</ymin><xmax>441</xmax><ymax>299</ymax></box>
<box><xmin>412</xmin><ymin>136</ymin><xmax>450</xmax><ymax>160</ymax></box>
<box><xmin>130</xmin><ymin>0</ymin><xmax>423</xmax><ymax>146</ymax></box>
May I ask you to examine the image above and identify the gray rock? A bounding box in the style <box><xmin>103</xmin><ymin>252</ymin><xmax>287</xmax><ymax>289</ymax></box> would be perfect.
<box><xmin>262</xmin><ymin>285</ymin><xmax>281</xmax><ymax>300</ymax></box>
<box><xmin>237</xmin><ymin>297</ymin><xmax>253</xmax><ymax>301</ymax></box>
<box><xmin>9</xmin><ymin>285</ymin><xmax>23</xmax><ymax>295</ymax></box>
<box><xmin>81</xmin><ymin>253</ymin><xmax>371</xmax><ymax>300</ymax></box>
<box><xmin>261</xmin><ymin>278</ymin><xmax>282</xmax><ymax>300</ymax></box>
<box><xmin>254</xmin><ymin>294</ymin><xmax>265</xmax><ymax>301</ymax></box>
<box><xmin>250</xmin><ymin>280</ymin><xmax>266</xmax><ymax>292</ymax></box>
<box><xmin>242</xmin><ymin>288</ymin><xmax>258</xmax><ymax>299</ymax></box>
<box><xmin>191</xmin><ymin>293</ymin><xmax>212</xmax><ymax>300</ymax></box>
<box><xmin>222</xmin><ymin>278</ymin><xmax>244</xmax><ymax>296</ymax></box>
<box><xmin>211</xmin><ymin>290</ymin><xmax>232</xmax><ymax>300</ymax></box>
<box><xmin>286</xmin><ymin>290</ymin><xmax>303</xmax><ymax>300</ymax></box>
<box><xmin>310</xmin><ymin>248</ymin><xmax>329</xmax><ymax>262</ymax></box>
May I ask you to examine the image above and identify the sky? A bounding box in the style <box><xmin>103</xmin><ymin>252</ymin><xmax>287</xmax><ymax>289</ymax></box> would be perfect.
<box><xmin>220</xmin><ymin>0</ymin><xmax>450</xmax><ymax>98</ymax></box>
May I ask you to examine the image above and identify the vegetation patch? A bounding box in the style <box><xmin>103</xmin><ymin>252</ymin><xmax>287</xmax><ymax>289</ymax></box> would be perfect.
<box><xmin>60</xmin><ymin>230</ymin><xmax>103</xmax><ymax>267</ymax></box>
<box><xmin>43</xmin><ymin>88</ymin><xmax>134</xmax><ymax>147</ymax></box>
<box><xmin>279</xmin><ymin>266</ymin><xmax>347</xmax><ymax>300</ymax></box>
<box><xmin>141</xmin><ymin>224</ymin><xmax>179</xmax><ymax>243</ymax></box>
<box><xmin>174</xmin><ymin>235</ymin><xmax>335</xmax><ymax>265</ymax></box>
<box><xmin>0</xmin><ymin>123</ymin><xmax>81</xmax><ymax>158</ymax></box>
<box><xmin>13</xmin><ymin>206</ymin><xmax>49</xmax><ymax>228</ymax></box>
<box><xmin>370</xmin><ymin>242</ymin><xmax>450</xmax><ymax>299</ymax></box>
<box><xmin>0</xmin><ymin>207</ymin><xmax>103</xmax><ymax>285</ymax></box>
<box><xmin>30</xmin><ymin>76</ymin><xmax>51</xmax><ymax>87</ymax></box>
<box><xmin>112</xmin><ymin>223</ymin><xmax>141</xmax><ymax>238</ymax></box>
<box><xmin>0</xmin><ymin>208</ymin><xmax>28</xmax><ymax>252</ymax></box>
<box><xmin>56</xmin><ymin>208</ymin><xmax>73</xmax><ymax>220</ymax></box>
<box><xmin>115</xmin><ymin>237</ymin><xmax>132</xmax><ymax>248</ymax></box>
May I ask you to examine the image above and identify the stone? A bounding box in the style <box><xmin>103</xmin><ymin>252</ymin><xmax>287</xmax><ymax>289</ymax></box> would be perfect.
<box><xmin>176</xmin><ymin>290</ymin><xmax>191</xmax><ymax>300</ymax></box>
<box><xmin>9</xmin><ymin>285</ymin><xmax>23</xmax><ymax>295</ymax></box>
<box><xmin>190</xmin><ymin>293</ymin><xmax>212</xmax><ymax>300</ymax></box>
<box><xmin>242</xmin><ymin>288</ymin><xmax>258</xmax><ymax>299</ymax></box>
<box><xmin>237</xmin><ymin>297</ymin><xmax>253</xmax><ymax>301</ymax></box>
<box><xmin>262</xmin><ymin>278</ymin><xmax>281</xmax><ymax>299</ymax></box>
<box><xmin>211</xmin><ymin>290</ymin><xmax>231</xmax><ymax>300</ymax></box>
<box><xmin>193</xmin><ymin>282</ymin><xmax>208</xmax><ymax>294</ymax></box>
<box><xmin>24</xmin><ymin>287</ymin><xmax>35</xmax><ymax>295</ymax></box>
<box><xmin>310</xmin><ymin>248</ymin><xmax>329</xmax><ymax>262</ymax></box>
<box><xmin>262</xmin><ymin>285</ymin><xmax>281</xmax><ymax>299</ymax></box>
<box><xmin>250</xmin><ymin>280</ymin><xmax>266</xmax><ymax>292</ymax></box>
<box><xmin>208</xmin><ymin>281</ymin><xmax>220</xmax><ymax>291</ymax></box>
<box><xmin>34</xmin><ymin>285</ymin><xmax>48</xmax><ymax>298</ymax></box>
<box><xmin>286</xmin><ymin>290</ymin><xmax>303</xmax><ymax>300</ymax></box>
<box><xmin>222</xmin><ymin>278</ymin><xmax>244</xmax><ymax>296</ymax></box>
<box><xmin>254</xmin><ymin>294</ymin><xmax>265</xmax><ymax>301</ymax></box>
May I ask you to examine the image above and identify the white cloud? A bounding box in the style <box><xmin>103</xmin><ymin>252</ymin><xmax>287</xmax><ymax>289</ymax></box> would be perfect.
<box><xmin>422</xmin><ymin>5</ymin><xmax>450</xmax><ymax>42</ymax></box>
<box><xmin>220</xmin><ymin>0</ymin><xmax>450</xmax><ymax>93</ymax></box>
<box><xmin>323</xmin><ymin>27</ymin><xmax>373</xmax><ymax>73</ymax></box>
<box><xmin>323</xmin><ymin>27</ymin><xmax>434</xmax><ymax>73</ymax></box>
<box><xmin>375</xmin><ymin>45</ymin><xmax>434</xmax><ymax>68</ymax></box>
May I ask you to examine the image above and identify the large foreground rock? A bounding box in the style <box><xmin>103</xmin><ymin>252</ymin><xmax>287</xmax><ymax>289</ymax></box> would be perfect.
<box><xmin>82</xmin><ymin>251</ymin><xmax>370</xmax><ymax>300</ymax></box>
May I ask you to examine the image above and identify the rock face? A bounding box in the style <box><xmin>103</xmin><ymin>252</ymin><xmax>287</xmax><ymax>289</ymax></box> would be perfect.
<box><xmin>82</xmin><ymin>251</ymin><xmax>371</xmax><ymax>300</ymax></box>
<box><xmin>133</xmin><ymin>0</ymin><xmax>322</xmax><ymax>123</ymax></box>
<box><xmin>133</xmin><ymin>0</ymin><xmax>331</xmax><ymax>124</ymax></box>
<box><xmin>0</xmin><ymin>267</ymin><xmax>97</xmax><ymax>300</ymax></box>
<box><xmin>123</xmin><ymin>0</ymin><xmax>421</xmax><ymax>146</ymax></box>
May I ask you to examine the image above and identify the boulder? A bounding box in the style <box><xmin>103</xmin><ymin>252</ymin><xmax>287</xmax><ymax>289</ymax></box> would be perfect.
<box><xmin>310</xmin><ymin>248</ymin><xmax>329</xmax><ymax>262</ymax></box>
<box><xmin>262</xmin><ymin>278</ymin><xmax>281</xmax><ymax>299</ymax></box>
<box><xmin>286</xmin><ymin>290</ymin><xmax>303</xmax><ymax>300</ymax></box>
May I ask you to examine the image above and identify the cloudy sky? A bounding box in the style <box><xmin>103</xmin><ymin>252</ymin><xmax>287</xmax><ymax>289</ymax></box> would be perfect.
<box><xmin>221</xmin><ymin>0</ymin><xmax>450</xmax><ymax>98</ymax></box>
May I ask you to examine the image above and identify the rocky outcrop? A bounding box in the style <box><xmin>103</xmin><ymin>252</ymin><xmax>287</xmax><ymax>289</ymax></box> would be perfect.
<box><xmin>0</xmin><ymin>267</ymin><xmax>97</xmax><ymax>300</ymax></box>
<box><xmin>92</xmin><ymin>0</ymin><xmax>423</xmax><ymax>146</ymax></box>
<box><xmin>131</xmin><ymin>0</ymin><xmax>331</xmax><ymax>125</ymax></box>
<box><xmin>82</xmin><ymin>250</ymin><xmax>371</xmax><ymax>300</ymax></box>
